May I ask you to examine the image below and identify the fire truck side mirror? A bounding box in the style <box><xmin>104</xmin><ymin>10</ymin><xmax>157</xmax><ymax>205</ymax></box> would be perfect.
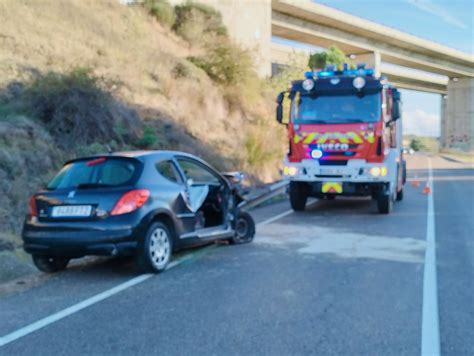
<box><xmin>276</xmin><ymin>92</ymin><xmax>284</xmax><ymax>124</ymax></box>
<box><xmin>391</xmin><ymin>89</ymin><xmax>402</xmax><ymax>120</ymax></box>
<box><xmin>392</xmin><ymin>99</ymin><xmax>401</xmax><ymax>120</ymax></box>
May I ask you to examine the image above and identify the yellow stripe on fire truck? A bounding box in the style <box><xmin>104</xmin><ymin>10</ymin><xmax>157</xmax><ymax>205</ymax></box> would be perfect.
<box><xmin>294</xmin><ymin>131</ymin><xmax>364</xmax><ymax>144</ymax></box>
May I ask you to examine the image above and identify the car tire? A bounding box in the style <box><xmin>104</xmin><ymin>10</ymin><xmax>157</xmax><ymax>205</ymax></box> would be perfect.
<box><xmin>289</xmin><ymin>182</ymin><xmax>308</xmax><ymax>211</ymax></box>
<box><xmin>229</xmin><ymin>211</ymin><xmax>255</xmax><ymax>245</ymax></box>
<box><xmin>377</xmin><ymin>193</ymin><xmax>393</xmax><ymax>214</ymax></box>
<box><xmin>136</xmin><ymin>222</ymin><xmax>173</xmax><ymax>273</ymax></box>
<box><xmin>32</xmin><ymin>255</ymin><xmax>69</xmax><ymax>273</ymax></box>
<box><xmin>396</xmin><ymin>188</ymin><xmax>404</xmax><ymax>201</ymax></box>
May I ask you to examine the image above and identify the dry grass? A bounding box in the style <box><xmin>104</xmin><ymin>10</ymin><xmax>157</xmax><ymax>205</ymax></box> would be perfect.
<box><xmin>0</xmin><ymin>0</ymin><xmax>286</xmax><ymax>238</ymax></box>
<box><xmin>0</xmin><ymin>0</ymin><xmax>284</xmax><ymax>174</ymax></box>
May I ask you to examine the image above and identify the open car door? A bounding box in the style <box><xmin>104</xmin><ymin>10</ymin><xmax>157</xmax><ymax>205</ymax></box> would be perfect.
<box><xmin>175</xmin><ymin>157</ymin><xmax>230</xmax><ymax>230</ymax></box>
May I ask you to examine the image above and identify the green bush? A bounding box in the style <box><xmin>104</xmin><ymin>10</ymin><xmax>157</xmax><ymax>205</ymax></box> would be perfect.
<box><xmin>172</xmin><ymin>60</ymin><xmax>207</xmax><ymax>79</ymax></box>
<box><xmin>410</xmin><ymin>138</ymin><xmax>425</xmax><ymax>152</ymax></box>
<box><xmin>135</xmin><ymin>125</ymin><xmax>158</xmax><ymax>148</ymax></box>
<box><xmin>308</xmin><ymin>45</ymin><xmax>349</xmax><ymax>70</ymax></box>
<box><xmin>144</xmin><ymin>0</ymin><xmax>176</xmax><ymax>28</ymax></box>
<box><xmin>174</xmin><ymin>2</ymin><xmax>227</xmax><ymax>43</ymax></box>
<box><xmin>188</xmin><ymin>42</ymin><xmax>253</xmax><ymax>85</ymax></box>
<box><xmin>19</xmin><ymin>68</ymin><xmax>140</xmax><ymax>148</ymax></box>
<box><xmin>244</xmin><ymin>121</ymin><xmax>280</xmax><ymax>168</ymax></box>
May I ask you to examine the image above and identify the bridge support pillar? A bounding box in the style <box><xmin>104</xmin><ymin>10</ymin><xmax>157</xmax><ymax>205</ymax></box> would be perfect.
<box><xmin>209</xmin><ymin>0</ymin><xmax>272</xmax><ymax>77</ymax></box>
<box><xmin>444</xmin><ymin>78</ymin><xmax>474</xmax><ymax>151</ymax></box>
<box><xmin>440</xmin><ymin>95</ymin><xmax>448</xmax><ymax>148</ymax></box>
<box><xmin>351</xmin><ymin>52</ymin><xmax>381</xmax><ymax>77</ymax></box>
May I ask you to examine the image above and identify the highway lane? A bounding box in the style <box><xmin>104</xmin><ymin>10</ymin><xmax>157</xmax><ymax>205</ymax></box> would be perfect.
<box><xmin>0</xmin><ymin>154</ymin><xmax>472</xmax><ymax>355</ymax></box>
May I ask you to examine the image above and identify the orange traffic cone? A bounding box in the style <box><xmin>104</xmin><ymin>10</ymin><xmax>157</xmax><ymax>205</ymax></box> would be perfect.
<box><xmin>422</xmin><ymin>182</ymin><xmax>431</xmax><ymax>194</ymax></box>
<box><xmin>411</xmin><ymin>175</ymin><xmax>420</xmax><ymax>188</ymax></box>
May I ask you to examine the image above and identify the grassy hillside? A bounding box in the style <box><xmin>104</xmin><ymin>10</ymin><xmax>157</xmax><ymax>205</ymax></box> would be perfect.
<box><xmin>0</xmin><ymin>0</ymin><xmax>286</xmax><ymax>242</ymax></box>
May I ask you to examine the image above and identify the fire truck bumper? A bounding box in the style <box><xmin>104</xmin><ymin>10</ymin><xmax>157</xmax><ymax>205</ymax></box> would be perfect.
<box><xmin>283</xmin><ymin>158</ymin><xmax>397</xmax><ymax>197</ymax></box>
<box><xmin>305</xmin><ymin>181</ymin><xmax>389</xmax><ymax>197</ymax></box>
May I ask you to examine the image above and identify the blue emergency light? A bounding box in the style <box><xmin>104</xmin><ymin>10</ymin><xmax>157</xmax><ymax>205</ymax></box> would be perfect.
<box><xmin>304</xmin><ymin>63</ymin><xmax>375</xmax><ymax>79</ymax></box>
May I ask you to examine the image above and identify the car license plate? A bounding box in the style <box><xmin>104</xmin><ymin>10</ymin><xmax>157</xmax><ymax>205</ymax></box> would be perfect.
<box><xmin>51</xmin><ymin>205</ymin><xmax>92</xmax><ymax>218</ymax></box>
<box><xmin>321</xmin><ymin>182</ymin><xmax>343</xmax><ymax>194</ymax></box>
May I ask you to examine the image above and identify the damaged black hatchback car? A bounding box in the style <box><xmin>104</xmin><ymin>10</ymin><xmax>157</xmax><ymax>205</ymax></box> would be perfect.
<box><xmin>22</xmin><ymin>151</ymin><xmax>255</xmax><ymax>273</ymax></box>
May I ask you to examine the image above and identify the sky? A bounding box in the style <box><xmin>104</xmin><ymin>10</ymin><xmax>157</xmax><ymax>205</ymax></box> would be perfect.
<box><xmin>273</xmin><ymin>0</ymin><xmax>474</xmax><ymax>137</ymax></box>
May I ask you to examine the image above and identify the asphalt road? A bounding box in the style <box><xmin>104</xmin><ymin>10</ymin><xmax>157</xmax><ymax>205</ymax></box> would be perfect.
<box><xmin>0</xmin><ymin>154</ymin><xmax>472</xmax><ymax>355</ymax></box>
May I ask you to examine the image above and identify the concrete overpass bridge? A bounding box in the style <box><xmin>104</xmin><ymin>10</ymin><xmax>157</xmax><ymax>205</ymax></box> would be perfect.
<box><xmin>270</xmin><ymin>43</ymin><xmax>449</xmax><ymax>95</ymax></box>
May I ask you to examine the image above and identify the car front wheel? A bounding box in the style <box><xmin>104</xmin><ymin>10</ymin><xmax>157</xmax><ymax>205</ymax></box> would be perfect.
<box><xmin>32</xmin><ymin>255</ymin><xmax>69</xmax><ymax>273</ymax></box>
<box><xmin>229</xmin><ymin>211</ymin><xmax>255</xmax><ymax>245</ymax></box>
<box><xmin>136</xmin><ymin>222</ymin><xmax>173</xmax><ymax>273</ymax></box>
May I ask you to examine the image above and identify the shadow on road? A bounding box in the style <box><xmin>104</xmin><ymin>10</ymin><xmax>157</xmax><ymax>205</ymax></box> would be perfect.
<box><xmin>305</xmin><ymin>197</ymin><xmax>376</xmax><ymax>215</ymax></box>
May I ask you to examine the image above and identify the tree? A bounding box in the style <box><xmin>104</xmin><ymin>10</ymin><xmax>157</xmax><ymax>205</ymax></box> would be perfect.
<box><xmin>410</xmin><ymin>137</ymin><xmax>425</xmax><ymax>152</ymax></box>
<box><xmin>308</xmin><ymin>45</ymin><xmax>348</xmax><ymax>70</ymax></box>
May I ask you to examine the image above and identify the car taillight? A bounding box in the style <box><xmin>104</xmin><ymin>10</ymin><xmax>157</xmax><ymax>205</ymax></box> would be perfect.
<box><xmin>86</xmin><ymin>157</ymin><xmax>106</xmax><ymax>166</ymax></box>
<box><xmin>28</xmin><ymin>195</ymin><xmax>38</xmax><ymax>217</ymax></box>
<box><xmin>111</xmin><ymin>189</ymin><xmax>150</xmax><ymax>216</ymax></box>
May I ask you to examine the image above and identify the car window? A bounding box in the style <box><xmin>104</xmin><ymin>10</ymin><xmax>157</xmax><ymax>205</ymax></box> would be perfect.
<box><xmin>47</xmin><ymin>158</ymin><xmax>139</xmax><ymax>190</ymax></box>
<box><xmin>177</xmin><ymin>158</ymin><xmax>220</xmax><ymax>185</ymax></box>
<box><xmin>156</xmin><ymin>160</ymin><xmax>182</xmax><ymax>184</ymax></box>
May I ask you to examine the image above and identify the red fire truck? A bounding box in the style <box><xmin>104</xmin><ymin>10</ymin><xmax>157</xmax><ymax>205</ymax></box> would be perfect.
<box><xmin>276</xmin><ymin>65</ymin><xmax>406</xmax><ymax>214</ymax></box>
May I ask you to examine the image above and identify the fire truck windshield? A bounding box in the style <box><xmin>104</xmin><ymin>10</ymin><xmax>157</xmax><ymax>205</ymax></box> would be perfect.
<box><xmin>291</xmin><ymin>92</ymin><xmax>381</xmax><ymax>124</ymax></box>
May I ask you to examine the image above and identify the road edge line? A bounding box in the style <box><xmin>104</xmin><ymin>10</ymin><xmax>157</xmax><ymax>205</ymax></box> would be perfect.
<box><xmin>421</xmin><ymin>157</ymin><xmax>441</xmax><ymax>356</ymax></box>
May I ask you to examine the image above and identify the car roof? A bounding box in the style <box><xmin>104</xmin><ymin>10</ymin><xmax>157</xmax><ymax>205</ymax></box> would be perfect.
<box><xmin>110</xmin><ymin>150</ymin><xmax>200</xmax><ymax>160</ymax></box>
<box><xmin>66</xmin><ymin>150</ymin><xmax>205</xmax><ymax>165</ymax></box>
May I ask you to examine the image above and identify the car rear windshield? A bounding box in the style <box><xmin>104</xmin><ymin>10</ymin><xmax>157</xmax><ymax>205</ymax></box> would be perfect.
<box><xmin>47</xmin><ymin>157</ymin><xmax>141</xmax><ymax>190</ymax></box>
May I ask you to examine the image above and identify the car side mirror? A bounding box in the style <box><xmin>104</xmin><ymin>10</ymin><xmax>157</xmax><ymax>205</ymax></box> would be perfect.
<box><xmin>222</xmin><ymin>171</ymin><xmax>244</xmax><ymax>185</ymax></box>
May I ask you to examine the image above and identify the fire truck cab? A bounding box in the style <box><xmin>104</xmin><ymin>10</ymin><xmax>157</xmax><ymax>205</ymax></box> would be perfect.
<box><xmin>276</xmin><ymin>65</ymin><xmax>406</xmax><ymax>214</ymax></box>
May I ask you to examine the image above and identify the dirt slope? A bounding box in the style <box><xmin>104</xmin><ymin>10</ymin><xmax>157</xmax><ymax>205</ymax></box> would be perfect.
<box><xmin>0</xmin><ymin>0</ymin><xmax>285</xmax><ymax>243</ymax></box>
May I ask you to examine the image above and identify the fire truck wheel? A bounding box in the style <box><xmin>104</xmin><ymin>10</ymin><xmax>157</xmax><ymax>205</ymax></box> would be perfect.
<box><xmin>289</xmin><ymin>182</ymin><xmax>308</xmax><ymax>211</ymax></box>
<box><xmin>377</xmin><ymin>193</ymin><xmax>393</xmax><ymax>214</ymax></box>
<box><xmin>396</xmin><ymin>188</ymin><xmax>404</xmax><ymax>201</ymax></box>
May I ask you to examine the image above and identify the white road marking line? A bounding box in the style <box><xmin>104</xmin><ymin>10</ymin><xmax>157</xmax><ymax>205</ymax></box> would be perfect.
<box><xmin>0</xmin><ymin>273</ymin><xmax>151</xmax><ymax>347</ymax></box>
<box><xmin>421</xmin><ymin>157</ymin><xmax>441</xmax><ymax>356</ymax></box>
<box><xmin>257</xmin><ymin>200</ymin><xmax>316</xmax><ymax>227</ymax></box>
<box><xmin>257</xmin><ymin>209</ymin><xmax>294</xmax><ymax>227</ymax></box>
<box><xmin>0</xmin><ymin>206</ymin><xmax>297</xmax><ymax>348</ymax></box>
<box><xmin>0</xmin><ymin>248</ymin><xmax>208</xmax><ymax>348</ymax></box>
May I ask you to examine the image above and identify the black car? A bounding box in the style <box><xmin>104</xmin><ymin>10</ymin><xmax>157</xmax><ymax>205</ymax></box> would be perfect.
<box><xmin>22</xmin><ymin>151</ymin><xmax>255</xmax><ymax>273</ymax></box>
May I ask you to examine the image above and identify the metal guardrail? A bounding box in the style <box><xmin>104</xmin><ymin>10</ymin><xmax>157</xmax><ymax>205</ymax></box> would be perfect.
<box><xmin>238</xmin><ymin>180</ymin><xmax>289</xmax><ymax>210</ymax></box>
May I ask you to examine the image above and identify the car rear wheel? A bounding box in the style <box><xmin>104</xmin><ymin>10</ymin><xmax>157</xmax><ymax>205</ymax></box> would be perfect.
<box><xmin>229</xmin><ymin>211</ymin><xmax>255</xmax><ymax>245</ymax></box>
<box><xmin>136</xmin><ymin>222</ymin><xmax>173</xmax><ymax>273</ymax></box>
<box><xmin>32</xmin><ymin>255</ymin><xmax>69</xmax><ymax>273</ymax></box>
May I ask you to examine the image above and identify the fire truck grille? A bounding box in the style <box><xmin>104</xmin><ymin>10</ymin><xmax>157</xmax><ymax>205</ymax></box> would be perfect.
<box><xmin>318</xmin><ymin>160</ymin><xmax>348</xmax><ymax>166</ymax></box>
